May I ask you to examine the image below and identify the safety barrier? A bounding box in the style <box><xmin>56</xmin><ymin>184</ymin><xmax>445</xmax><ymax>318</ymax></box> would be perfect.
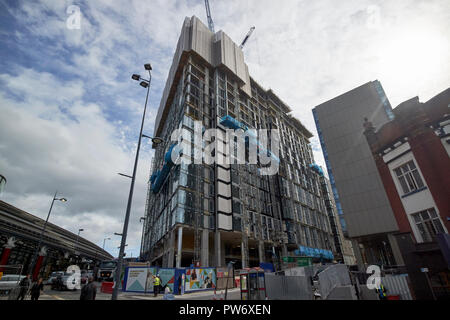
<box><xmin>101</xmin><ymin>281</ymin><xmax>114</xmax><ymax>294</ymax></box>
<box><xmin>265</xmin><ymin>273</ymin><xmax>313</xmax><ymax>300</ymax></box>
<box><xmin>318</xmin><ymin>264</ymin><xmax>351</xmax><ymax>299</ymax></box>
<box><xmin>381</xmin><ymin>274</ymin><xmax>413</xmax><ymax>300</ymax></box>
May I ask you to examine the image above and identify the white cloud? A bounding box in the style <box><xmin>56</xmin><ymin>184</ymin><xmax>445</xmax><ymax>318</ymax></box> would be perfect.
<box><xmin>0</xmin><ymin>68</ymin><xmax>152</xmax><ymax>256</ymax></box>
<box><xmin>1</xmin><ymin>0</ymin><xmax>449</xmax><ymax>257</ymax></box>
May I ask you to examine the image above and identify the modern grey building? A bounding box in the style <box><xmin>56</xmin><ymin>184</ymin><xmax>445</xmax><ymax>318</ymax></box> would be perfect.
<box><xmin>312</xmin><ymin>81</ymin><xmax>404</xmax><ymax>267</ymax></box>
<box><xmin>141</xmin><ymin>16</ymin><xmax>336</xmax><ymax>269</ymax></box>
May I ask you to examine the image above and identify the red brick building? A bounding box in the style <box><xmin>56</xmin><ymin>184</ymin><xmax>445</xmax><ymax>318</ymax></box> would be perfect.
<box><xmin>363</xmin><ymin>88</ymin><xmax>450</xmax><ymax>299</ymax></box>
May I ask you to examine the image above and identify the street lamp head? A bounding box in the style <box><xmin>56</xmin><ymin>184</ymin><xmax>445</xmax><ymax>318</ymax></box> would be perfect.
<box><xmin>151</xmin><ymin>137</ymin><xmax>164</xmax><ymax>145</ymax></box>
<box><xmin>139</xmin><ymin>81</ymin><xmax>149</xmax><ymax>88</ymax></box>
<box><xmin>132</xmin><ymin>74</ymin><xmax>140</xmax><ymax>81</ymax></box>
<box><xmin>59</xmin><ymin>198</ymin><xmax>67</xmax><ymax>202</ymax></box>
<box><xmin>144</xmin><ymin>63</ymin><xmax>152</xmax><ymax>71</ymax></box>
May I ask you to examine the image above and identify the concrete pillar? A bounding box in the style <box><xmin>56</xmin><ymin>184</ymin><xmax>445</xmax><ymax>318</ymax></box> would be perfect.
<box><xmin>281</xmin><ymin>244</ymin><xmax>288</xmax><ymax>258</ymax></box>
<box><xmin>258</xmin><ymin>241</ymin><xmax>265</xmax><ymax>264</ymax></box>
<box><xmin>201</xmin><ymin>229</ymin><xmax>209</xmax><ymax>267</ymax></box>
<box><xmin>214</xmin><ymin>231</ymin><xmax>221</xmax><ymax>267</ymax></box>
<box><xmin>162</xmin><ymin>236</ymin><xmax>168</xmax><ymax>267</ymax></box>
<box><xmin>351</xmin><ymin>239</ymin><xmax>366</xmax><ymax>271</ymax></box>
<box><xmin>0</xmin><ymin>237</ymin><xmax>16</xmax><ymax>271</ymax></box>
<box><xmin>168</xmin><ymin>230</ymin><xmax>175</xmax><ymax>268</ymax></box>
<box><xmin>176</xmin><ymin>227</ymin><xmax>183</xmax><ymax>268</ymax></box>
<box><xmin>220</xmin><ymin>238</ymin><xmax>226</xmax><ymax>267</ymax></box>
<box><xmin>241</xmin><ymin>240</ymin><xmax>247</xmax><ymax>269</ymax></box>
<box><xmin>388</xmin><ymin>233</ymin><xmax>405</xmax><ymax>266</ymax></box>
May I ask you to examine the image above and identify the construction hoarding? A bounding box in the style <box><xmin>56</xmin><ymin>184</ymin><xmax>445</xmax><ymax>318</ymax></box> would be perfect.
<box><xmin>184</xmin><ymin>268</ymin><xmax>216</xmax><ymax>292</ymax></box>
<box><xmin>158</xmin><ymin>268</ymin><xmax>176</xmax><ymax>292</ymax></box>
<box><xmin>123</xmin><ymin>266</ymin><xmax>157</xmax><ymax>293</ymax></box>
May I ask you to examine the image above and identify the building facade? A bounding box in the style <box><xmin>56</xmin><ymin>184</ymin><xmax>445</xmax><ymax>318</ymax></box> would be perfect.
<box><xmin>363</xmin><ymin>88</ymin><xmax>450</xmax><ymax>299</ymax></box>
<box><xmin>319</xmin><ymin>172</ymin><xmax>356</xmax><ymax>265</ymax></box>
<box><xmin>312</xmin><ymin>81</ymin><xmax>405</xmax><ymax>268</ymax></box>
<box><xmin>141</xmin><ymin>16</ymin><xmax>336</xmax><ymax>269</ymax></box>
<box><xmin>363</xmin><ymin>89</ymin><xmax>450</xmax><ymax>243</ymax></box>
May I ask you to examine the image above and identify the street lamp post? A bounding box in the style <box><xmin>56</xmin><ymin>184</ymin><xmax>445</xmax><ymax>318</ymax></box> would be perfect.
<box><xmin>112</xmin><ymin>63</ymin><xmax>155</xmax><ymax>301</ymax></box>
<box><xmin>139</xmin><ymin>217</ymin><xmax>146</xmax><ymax>260</ymax></box>
<box><xmin>28</xmin><ymin>191</ymin><xmax>67</xmax><ymax>276</ymax></box>
<box><xmin>111</xmin><ymin>64</ymin><xmax>164</xmax><ymax>300</ymax></box>
<box><xmin>75</xmin><ymin>228</ymin><xmax>84</xmax><ymax>255</ymax></box>
<box><xmin>103</xmin><ymin>237</ymin><xmax>111</xmax><ymax>250</ymax></box>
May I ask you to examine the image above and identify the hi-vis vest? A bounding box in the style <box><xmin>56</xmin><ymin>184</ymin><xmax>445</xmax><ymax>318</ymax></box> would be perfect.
<box><xmin>377</xmin><ymin>284</ymin><xmax>386</xmax><ymax>297</ymax></box>
<box><xmin>154</xmin><ymin>277</ymin><xmax>160</xmax><ymax>286</ymax></box>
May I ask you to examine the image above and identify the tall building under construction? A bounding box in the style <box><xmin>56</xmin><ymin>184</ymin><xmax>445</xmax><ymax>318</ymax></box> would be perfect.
<box><xmin>141</xmin><ymin>16</ymin><xmax>339</xmax><ymax>268</ymax></box>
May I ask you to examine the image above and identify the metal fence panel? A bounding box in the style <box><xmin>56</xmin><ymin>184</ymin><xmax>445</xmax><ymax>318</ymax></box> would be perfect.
<box><xmin>318</xmin><ymin>264</ymin><xmax>351</xmax><ymax>299</ymax></box>
<box><xmin>265</xmin><ymin>274</ymin><xmax>313</xmax><ymax>300</ymax></box>
<box><xmin>358</xmin><ymin>284</ymin><xmax>380</xmax><ymax>300</ymax></box>
<box><xmin>357</xmin><ymin>274</ymin><xmax>413</xmax><ymax>300</ymax></box>
<box><xmin>381</xmin><ymin>275</ymin><xmax>412</xmax><ymax>300</ymax></box>
<box><xmin>327</xmin><ymin>285</ymin><xmax>357</xmax><ymax>300</ymax></box>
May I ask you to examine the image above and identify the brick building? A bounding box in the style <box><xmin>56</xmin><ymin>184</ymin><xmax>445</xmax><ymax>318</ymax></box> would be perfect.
<box><xmin>363</xmin><ymin>88</ymin><xmax>450</xmax><ymax>299</ymax></box>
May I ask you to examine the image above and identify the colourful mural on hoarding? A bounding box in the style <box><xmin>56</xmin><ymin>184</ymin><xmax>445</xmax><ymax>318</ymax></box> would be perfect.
<box><xmin>184</xmin><ymin>268</ymin><xmax>216</xmax><ymax>292</ymax></box>
<box><xmin>124</xmin><ymin>267</ymin><xmax>157</xmax><ymax>293</ymax></box>
<box><xmin>145</xmin><ymin>267</ymin><xmax>158</xmax><ymax>292</ymax></box>
<box><xmin>158</xmin><ymin>268</ymin><xmax>176</xmax><ymax>292</ymax></box>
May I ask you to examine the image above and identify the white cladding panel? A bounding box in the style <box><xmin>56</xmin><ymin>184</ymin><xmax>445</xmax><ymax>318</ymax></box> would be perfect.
<box><xmin>217</xmin><ymin>197</ymin><xmax>231</xmax><ymax>214</ymax></box>
<box><xmin>218</xmin><ymin>181</ymin><xmax>231</xmax><ymax>198</ymax></box>
<box><xmin>218</xmin><ymin>213</ymin><xmax>232</xmax><ymax>230</ymax></box>
<box><xmin>217</xmin><ymin>166</ymin><xmax>230</xmax><ymax>183</ymax></box>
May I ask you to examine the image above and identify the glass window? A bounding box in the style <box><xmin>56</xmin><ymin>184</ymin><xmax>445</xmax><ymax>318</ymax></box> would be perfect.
<box><xmin>232</xmin><ymin>185</ymin><xmax>240</xmax><ymax>198</ymax></box>
<box><xmin>178</xmin><ymin>189</ymin><xmax>186</xmax><ymax>205</ymax></box>
<box><xmin>232</xmin><ymin>200</ymin><xmax>241</xmax><ymax>214</ymax></box>
<box><xmin>394</xmin><ymin>160</ymin><xmax>425</xmax><ymax>194</ymax></box>
<box><xmin>412</xmin><ymin>208</ymin><xmax>445</xmax><ymax>242</ymax></box>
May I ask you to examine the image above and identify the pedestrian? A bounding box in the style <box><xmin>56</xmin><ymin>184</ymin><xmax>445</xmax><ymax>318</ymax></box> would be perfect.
<box><xmin>153</xmin><ymin>274</ymin><xmax>161</xmax><ymax>297</ymax></box>
<box><xmin>177</xmin><ymin>276</ymin><xmax>182</xmax><ymax>295</ymax></box>
<box><xmin>80</xmin><ymin>276</ymin><xmax>97</xmax><ymax>300</ymax></box>
<box><xmin>30</xmin><ymin>277</ymin><xmax>44</xmax><ymax>300</ymax></box>
<box><xmin>163</xmin><ymin>286</ymin><xmax>175</xmax><ymax>300</ymax></box>
<box><xmin>376</xmin><ymin>283</ymin><xmax>387</xmax><ymax>300</ymax></box>
<box><xmin>17</xmin><ymin>274</ymin><xmax>31</xmax><ymax>300</ymax></box>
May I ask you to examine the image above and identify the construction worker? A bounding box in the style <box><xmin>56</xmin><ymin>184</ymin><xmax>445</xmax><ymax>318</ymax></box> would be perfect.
<box><xmin>376</xmin><ymin>283</ymin><xmax>387</xmax><ymax>300</ymax></box>
<box><xmin>153</xmin><ymin>274</ymin><xmax>161</xmax><ymax>297</ymax></box>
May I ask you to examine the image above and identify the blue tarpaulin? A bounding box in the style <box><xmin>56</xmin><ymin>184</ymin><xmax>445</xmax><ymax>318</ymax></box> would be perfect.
<box><xmin>294</xmin><ymin>245</ymin><xmax>334</xmax><ymax>260</ymax></box>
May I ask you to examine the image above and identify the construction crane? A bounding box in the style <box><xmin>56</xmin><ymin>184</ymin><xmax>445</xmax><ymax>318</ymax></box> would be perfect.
<box><xmin>239</xmin><ymin>26</ymin><xmax>255</xmax><ymax>49</ymax></box>
<box><xmin>204</xmin><ymin>0</ymin><xmax>215</xmax><ymax>33</ymax></box>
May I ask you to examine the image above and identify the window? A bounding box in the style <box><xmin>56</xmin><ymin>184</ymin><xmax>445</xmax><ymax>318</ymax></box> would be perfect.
<box><xmin>412</xmin><ymin>208</ymin><xmax>445</xmax><ymax>242</ymax></box>
<box><xmin>232</xmin><ymin>200</ymin><xmax>241</xmax><ymax>214</ymax></box>
<box><xmin>394</xmin><ymin>160</ymin><xmax>425</xmax><ymax>194</ymax></box>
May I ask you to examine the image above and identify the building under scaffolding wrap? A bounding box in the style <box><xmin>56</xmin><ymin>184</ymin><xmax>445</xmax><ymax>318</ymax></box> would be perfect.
<box><xmin>141</xmin><ymin>16</ymin><xmax>336</xmax><ymax>269</ymax></box>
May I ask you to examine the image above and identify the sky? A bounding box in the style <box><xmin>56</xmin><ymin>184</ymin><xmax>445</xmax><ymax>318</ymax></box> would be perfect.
<box><xmin>0</xmin><ymin>0</ymin><xmax>449</xmax><ymax>258</ymax></box>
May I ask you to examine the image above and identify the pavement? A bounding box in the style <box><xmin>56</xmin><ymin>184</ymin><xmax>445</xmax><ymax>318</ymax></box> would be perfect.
<box><xmin>34</xmin><ymin>283</ymin><xmax>241</xmax><ymax>300</ymax></box>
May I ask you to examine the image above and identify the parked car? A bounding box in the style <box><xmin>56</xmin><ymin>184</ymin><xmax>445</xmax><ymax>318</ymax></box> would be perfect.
<box><xmin>45</xmin><ymin>271</ymin><xmax>64</xmax><ymax>285</ymax></box>
<box><xmin>0</xmin><ymin>275</ymin><xmax>26</xmax><ymax>294</ymax></box>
